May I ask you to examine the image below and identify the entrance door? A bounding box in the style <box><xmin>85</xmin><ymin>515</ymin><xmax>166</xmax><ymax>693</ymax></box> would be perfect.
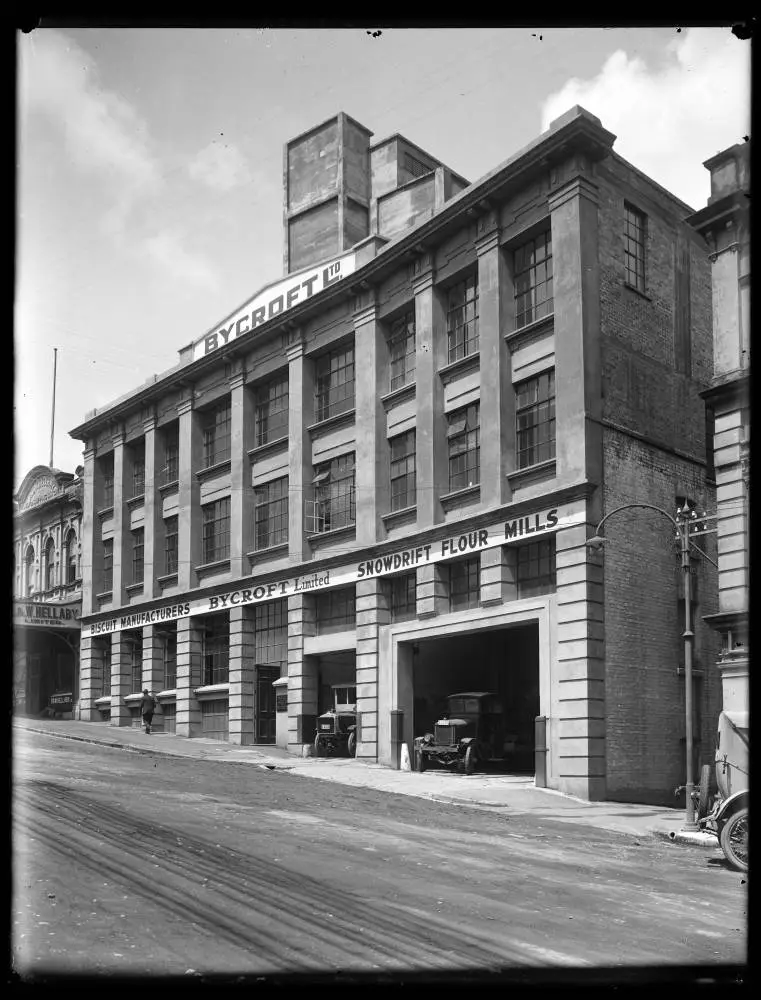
<box><xmin>256</xmin><ymin>666</ymin><xmax>280</xmax><ymax>744</ymax></box>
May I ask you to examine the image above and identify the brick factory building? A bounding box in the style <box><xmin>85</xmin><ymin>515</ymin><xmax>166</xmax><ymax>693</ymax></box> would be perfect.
<box><xmin>69</xmin><ymin>107</ymin><xmax>721</xmax><ymax>804</ymax></box>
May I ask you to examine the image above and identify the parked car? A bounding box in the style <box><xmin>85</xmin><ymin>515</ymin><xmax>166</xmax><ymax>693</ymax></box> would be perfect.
<box><xmin>694</xmin><ymin>709</ymin><xmax>749</xmax><ymax>872</ymax></box>
<box><xmin>413</xmin><ymin>691</ymin><xmax>513</xmax><ymax>774</ymax></box>
<box><xmin>314</xmin><ymin>684</ymin><xmax>358</xmax><ymax>758</ymax></box>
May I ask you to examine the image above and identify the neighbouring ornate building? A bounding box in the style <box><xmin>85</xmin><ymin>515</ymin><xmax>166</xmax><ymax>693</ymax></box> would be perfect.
<box><xmin>69</xmin><ymin>107</ymin><xmax>721</xmax><ymax>804</ymax></box>
<box><xmin>687</xmin><ymin>140</ymin><xmax>750</xmax><ymax>724</ymax></box>
<box><xmin>13</xmin><ymin>465</ymin><xmax>84</xmax><ymax>716</ymax></box>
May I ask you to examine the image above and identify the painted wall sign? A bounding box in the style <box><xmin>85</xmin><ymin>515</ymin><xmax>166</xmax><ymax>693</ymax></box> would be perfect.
<box><xmin>14</xmin><ymin>599</ymin><xmax>82</xmax><ymax>630</ymax></box>
<box><xmin>192</xmin><ymin>251</ymin><xmax>358</xmax><ymax>362</ymax></box>
<box><xmin>81</xmin><ymin>506</ymin><xmax>580</xmax><ymax>639</ymax></box>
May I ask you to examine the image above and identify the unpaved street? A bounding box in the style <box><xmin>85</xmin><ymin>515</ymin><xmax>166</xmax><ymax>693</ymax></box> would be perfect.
<box><xmin>12</xmin><ymin>730</ymin><xmax>746</xmax><ymax>977</ymax></box>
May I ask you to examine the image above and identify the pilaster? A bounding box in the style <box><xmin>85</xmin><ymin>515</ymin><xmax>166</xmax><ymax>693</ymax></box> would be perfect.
<box><xmin>176</xmin><ymin>615</ymin><xmax>203</xmax><ymax>737</ymax></box>
<box><xmin>229</xmin><ymin>605</ymin><xmax>256</xmax><ymax>745</ymax></box>
<box><xmin>111</xmin><ymin>428</ymin><xmax>128</xmax><ymax>606</ymax></box>
<box><xmin>110</xmin><ymin>630</ymin><xmax>132</xmax><ymax>728</ymax></box>
<box><xmin>287</xmin><ymin>593</ymin><xmax>318</xmax><ymax>750</ymax></box>
<box><xmin>354</xmin><ymin>294</ymin><xmax>387</xmax><ymax>545</ymax></box>
<box><xmin>479</xmin><ymin>544</ymin><xmax>517</xmax><ymax>606</ymax></box>
<box><xmin>82</xmin><ymin>446</ymin><xmax>97</xmax><ymax>616</ymax></box>
<box><xmin>354</xmin><ymin>577</ymin><xmax>389</xmax><ymax>759</ymax></box>
<box><xmin>287</xmin><ymin>331</ymin><xmax>314</xmax><ymax>563</ymax></box>
<box><xmin>142</xmin><ymin>414</ymin><xmax>159</xmax><ymax>600</ymax></box>
<box><xmin>229</xmin><ymin>367</ymin><xmax>256</xmax><ymax>578</ymax></box>
<box><xmin>416</xmin><ymin>562</ymin><xmax>448</xmax><ymax>618</ymax></box>
<box><xmin>177</xmin><ymin>394</ymin><xmax>202</xmax><ymax>591</ymax></box>
<box><xmin>78</xmin><ymin>635</ymin><xmax>98</xmax><ymax>721</ymax></box>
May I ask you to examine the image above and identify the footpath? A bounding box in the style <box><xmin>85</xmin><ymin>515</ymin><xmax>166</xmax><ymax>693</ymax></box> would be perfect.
<box><xmin>13</xmin><ymin>716</ymin><xmax>720</xmax><ymax>854</ymax></box>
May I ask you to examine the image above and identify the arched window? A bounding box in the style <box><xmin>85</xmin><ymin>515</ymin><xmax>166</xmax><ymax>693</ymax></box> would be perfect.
<box><xmin>25</xmin><ymin>544</ymin><xmax>35</xmax><ymax>595</ymax></box>
<box><xmin>65</xmin><ymin>529</ymin><xmax>78</xmax><ymax>584</ymax></box>
<box><xmin>45</xmin><ymin>537</ymin><xmax>56</xmax><ymax>591</ymax></box>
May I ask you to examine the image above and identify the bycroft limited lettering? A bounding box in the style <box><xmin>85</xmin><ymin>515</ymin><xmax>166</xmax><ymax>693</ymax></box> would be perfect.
<box><xmin>194</xmin><ymin>254</ymin><xmax>356</xmax><ymax>361</ymax></box>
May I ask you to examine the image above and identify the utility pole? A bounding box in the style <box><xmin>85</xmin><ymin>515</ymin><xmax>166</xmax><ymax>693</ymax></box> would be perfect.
<box><xmin>677</xmin><ymin>507</ymin><xmax>697</xmax><ymax>830</ymax></box>
<box><xmin>49</xmin><ymin>347</ymin><xmax>58</xmax><ymax>468</ymax></box>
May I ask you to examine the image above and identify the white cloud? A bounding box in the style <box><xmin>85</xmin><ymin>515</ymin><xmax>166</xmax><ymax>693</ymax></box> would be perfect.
<box><xmin>541</xmin><ymin>28</ymin><xmax>750</xmax><ymax>211</ymax></box>
<box><xmin>187</xmin><ymin>141</ymin><xmax>253</xmax><ymax>192</ymax></box>
<box><xmin>144</xmin><ymin>230</ymin><xmax>219</xmax><ymax>291</ymax></box>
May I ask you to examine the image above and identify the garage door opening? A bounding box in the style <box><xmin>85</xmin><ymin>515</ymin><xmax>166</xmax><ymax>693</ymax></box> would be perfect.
<box><xmin>410</xmin><ymin>623</ymin><xmax>539</xmax><ymax>774</ymax></box>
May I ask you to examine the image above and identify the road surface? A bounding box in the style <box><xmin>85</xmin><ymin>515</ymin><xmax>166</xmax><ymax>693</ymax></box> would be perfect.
<box><xmin>12</xmin><ymin>730</ymin><xmax>747</xmax><ymax>978</ymax></box>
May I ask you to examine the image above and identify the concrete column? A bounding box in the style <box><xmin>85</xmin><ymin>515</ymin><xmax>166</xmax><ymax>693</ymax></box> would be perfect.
<box><xmin>287</xmin><ymin>593</ymin><xmax>318</xmax><ymax>750</ymax></box>
<box><xmin>354</xmin><ymin>293</ymin><xmax>388</xmax><ymax>544</ymax></box>
<box><xmin>110</xmin><ymin>631</ymin><xmax>132</xmax><ymax>728</ymax></box>
<box><xmin>229</xmin><ymin>367</ymin><xmax>256</xmax><ymax>578</ymax></box>
<box><xmin>142</xmin><ymin>624</ymin><xmax>164</xmax><ymax>691</ymax></box>
<box><xmin>479</xmin><ymin>545</ymin><xmax>517</xmax><ymax>606</ymax></box>
<box><xmin>81</xmin><ymin>446</ymin><xmax>98</xmax><ymax>616</ymax></box>
<box><xmin>287</xmin><ymin>333</ymin><xmax>314</xmax><ymax>563</ymax></box>
<box><xmin>555</xmin><ymin>520</ymin><xmax>606</xmax><ymax>800</ymax></box>
<box><xmin>177</xmin><ymin>394</ymin><xmax>202</xmax><ymax>591</ymax></box>
<box><xmin>78</xmin><ymin>635</ymin><xmax>98</xmax><ymax>721</ymax></box>
<box><xmin>355</xmin><ymin>578</ymin><xmax>389</xmax><ymax>759</ymax></box>
<box><xmin>229</xmin><ymin>605</ymin><xmax>256</xmax><ymax>745</ymax></box>
<box><xmin>416</xmin><ymin>563</ymin><xmax>448</xmax><ymax>618</ymax></box>
<box><xmin>549</xmin><ymin>174</ymin><xmax>603</xmax><ymax>489</ymax></box>
<box><xmin>111</xmin><ymin>428</ymin><xmax>128</xmax><ymax>606</ymax></box>
<box><xmin>414</xmin><ymin>256</ymin><xmax>447</xmax><ymax>528</ymax></box>
<box><xmin>476</xmin><ymin>213</ymin><xmax>515</xmax><ymax>506</ymax></box>
<box><xmin>176</xmin><ymin>616</ymin><xmax>203</xmax><ymax>737</ymax></box>
<box><xmin>142</xmin><ymin>414</ymin><xmax>160</xmax><ymax>600</ymax></box>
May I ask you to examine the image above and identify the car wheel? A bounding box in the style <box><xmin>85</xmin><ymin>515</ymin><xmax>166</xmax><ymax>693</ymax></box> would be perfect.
<box><xmin>719</xmin><ymin>806</ymin><xmax>748</xmax><ymax>872</ymax></box>
<box><xmin>697</xmin><ymin>763</ymin><xmax>714</xmax><ymax>820</ymax></box>
<box><xmin>347</xmin><ymin>732</ymin><xmax>357</xmax><ymax>758</ymax></box>
<box><xmin>464</xmin><ymin>745</ymin><xmax>477</xmax><ymax>775</ymax></box>
<box><xmin>415</xmin><ymin>748</ymin><xmax>427</xmax><ymax>772</ymax></box>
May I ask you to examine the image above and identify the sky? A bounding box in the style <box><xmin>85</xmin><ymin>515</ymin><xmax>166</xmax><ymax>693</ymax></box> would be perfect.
<box><xmin>15</xmin><ymin>25</ymin><xmax>750</xmax><ymax>488</ymax></box>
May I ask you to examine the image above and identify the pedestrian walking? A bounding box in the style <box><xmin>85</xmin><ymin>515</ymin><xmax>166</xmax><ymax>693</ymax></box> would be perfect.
<box><xmin>140</xmin><ymin>689</ymin><xmax>156</xmax><ymax>734</ymax></box>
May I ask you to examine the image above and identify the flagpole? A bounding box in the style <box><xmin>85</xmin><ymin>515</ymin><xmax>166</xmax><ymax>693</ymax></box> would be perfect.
<box><xmin>49</xmin><ymin>347</ymin><xmax>58</xmax><ymax>468</ymax></box>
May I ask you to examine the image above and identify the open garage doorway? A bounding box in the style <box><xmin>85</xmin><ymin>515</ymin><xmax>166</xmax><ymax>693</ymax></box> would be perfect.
<box><xmin>410</xmin><ymin>623</ymin><xmax>539</xmax><ymax>773</ymax></box>
<box><xmin>316</xmin><ymin>650</ymin><xmax>356</xmax><ymax>716</ymax></box>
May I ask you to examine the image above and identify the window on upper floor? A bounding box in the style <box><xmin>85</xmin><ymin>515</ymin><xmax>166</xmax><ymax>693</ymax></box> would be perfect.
<box><xmin>201</xmin><ymin>398</ymin><xmax>232</xmax><ymax>468</ymax></box>
<box><xmin>389</xmin><ymin>429</ymin><xmax>416</xmax><ymax>512</ymax></box>
<box><xmin>449</xmin><ymin>556</ymin><xmax>481</xmax><ymax>612</ymax></box>
<box><xmin>126</xmin><ymin>632</ymin><xmax>143</xmax><ymax>693</ymax></box>
<box><xmin>516</xmin><ymin>370</ymin><xmax>555</xmax><ymax>469</ymax></box>
<box><xmin>447</xmin><ymin>403</ymin><xmax>480</xmax><ymax>492</ymax></box>
<box><xmin>514</xmin><ymin>230</ymin><xmax>553</xmax><ymax>329</ymax></box>
<box><xmin>161</xmin><ymin>423</ymin><xmax>180</xmax><ymax>485</ymax></box>
<box><xmin>516</xmin><ymin>537</ymin><xmax>556</xmax><ymax>598</ymax></box>
<box><xmin>388</xmin><ymin>309</ymin><xmax>416</xmax><ymax>391</ymax></box>
<box><xmin>315</xmin><ymin>587</ymin><xmax>356</xmax><ymax>634</ymax></box>
<box><xmin>131</xmin><ymin>528</ymin><xmax>144</xmax><ymax>585</ymax></box>
<box><xmin>446</xmin><ymin>274</ymin><xmax>479</xmax><ymax>363</ymax></box>
<box><xmin>255</xmin><ymin>374</ymin><xmax>289</xmax><ymax>447</ymax></box>
<box><xmin>65</xmin><ymin>528</ymin><xmax>77</xmax><ymax>584</ymax></box>
<box><xmin>44</xmin><ymin>537</ymin><xmax>55</xmax><ymax>591</ymax></box>
<box><xmin>131</xmin><ymin>441</ymin><xmax>146</xmax><ymax>498</ymax></box>
<box><xmin>25</xmin><ymin>545</ymin><xmax>35</xmax><ymax>595</ymax></box>
<box><xmin>202</xmin><ymin>497</ymin><xmax>231</xmax><ymax>564</ymax></box>
<box><xmin>254</xmin><ymin>477</ymin><xmax>289</xmax><ymax>550</ymax></box>
<box><xmin>164</xmin><ymin>516</ymin><xmax>178</xmax><ymax>575</ymax></box>
<box><xmin>101</xmin><ymin>539</ymin><xmax>113</xmax><ymax>593</ymax></box>
<box><xmin>203</xmin><ymin>614</ymin><xmax>229</xmax><ymax>686</ymax></box>
<box><xmin>315</xmin><ymin>344</ymin><xmax>355</xmax><ymax>422</ymax></box>
<box><xmin>309</xmin><ymin>453</ymin><xmax>356</xmax><ymax>534</ymax></box>
<box><xmin>101</xmin><ymin>455</ymin><xmax>114</xmax><ymax>509</ymax></box>
<box><xmin>624</xmin><ymin>203</ymin><xmax>646</xmax><ymax>292</ymax></box>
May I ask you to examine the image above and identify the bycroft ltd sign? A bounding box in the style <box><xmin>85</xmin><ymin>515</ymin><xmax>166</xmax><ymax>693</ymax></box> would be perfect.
<box><xmin>81</xmin><ymin>505</ymin><xmax>578</xmax><ymax>639</ymax></box>
<box><xmin>192</xmin><ymin>251</ymin><xmax>358</xmax><ymax>362</ymax></box>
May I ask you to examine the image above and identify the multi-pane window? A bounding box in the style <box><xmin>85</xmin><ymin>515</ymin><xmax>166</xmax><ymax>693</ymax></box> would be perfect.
<box><xmin>202</xmin><ymin>399</ymin><xmax>232</xmax><ymax>468</ymax></box>
<box><xmin>404</xmin><ymin>152</ymin><xmax>433</xmax><ymax>179</ymax></box>
<box><xmin>311</xmin><ymin>454</ymin><xmax>356</xmax><ymax>533</ymax></box>
<box><xmin>388</xmin><ymin>310</ymin><xmax>416</xmax><ymax>390</ymax></box>
<box><xmin>315</xmin><ymin>587</ymin><xmax>356</xmax><ymax>634</ymax></box>
<box><xmin>514</xmin><ymin>230</ymin><xmax>553</xmax><ymax>329</ymax></box>
<box><xmin>447</xmin><ymin>403</ymin><xmax>480</xmax><ymax>492</ymax></box>
<box><xmin>255</xmin><ymin>375</ymin><xmax>289</xmax><ymax>447</ymax></box>
<box><xmin>390</xmin><ymin>573</ymin><xmax>417</xmax><ymax>622</ymax></box>
<box><xmin>255</xmin><ymin>599</ymin><xmax>287</xmax><ymax>666</ymax></box>
<box><xmin>65</xmin><ymin>529</ymin><xmax>77</xmax><ymax>584</ymax></box>
<box><xmin>45</xmin><ymin>538</ymin><xmax>55</xmax><ymax>591</ymax></box>
<box><xmin>161</xmin><ymin>627</ymin><xmax>177</xmax><ymax>690</ymax></box>
<box><xmin>516</xmin><ymin>537</ymin><xmax>556</xmax><ymax>598</ymax></box>
<box><xmin>95</xmin><ymin>640</ymin><xmax>111</xmax><ymax>699</ymax></box>
<box><xmin>624</xmin><ymin>203</ymin><xmax>646</xmax><ymax>292</ymax></box>
<box><xmin>202</xmin><ymin>614</ymin><xmax>229</xmax><ymax>686</ymax></box>
<box><xmin>449</xmin><ymin>556</ymin><xmax>480</xmax><ymax>612</ymax></box>
<box><xmin>255</xmin><ymin>477</ymin><xmax>289</xmax><ymax>550</ymax></box>
<box><xmin>390</xmin><ymin>430</ymin><xmax>416</xmax><ymax>511</ymax></box>
<box><xmin>131</xmin><ymin>528</ymin><xmax>144</xmax><ymax>585</ymax></box>
<box><xmin>446</xmin><ymin>275</ymin><xmax>479</xmax><ymax>363</ymax></box>
<box><xmin>161</xmin><ymin>424</ymin><xmax>179</xmax><ymax>484</ymax></box>
<box><xmin>164</xmin><ymin>516</ymin><xmax>178</xmax><ymax>575</ymax></box>
<box><xmin>25</xmin><ymin>545</ymin><xmax>35</xmax><ymax>595</ymax></box>
<box><xmin>315</xmin><ymin>344</ymin><xmax>355</xmax><ymax>421</ymax></box>
<box><xmin>127</xmin><ymin>633</ymin><xmax>143</xmax><ymax>693</ymax></box>
<box><xmin>102</xmin><ymin>456</ymin><xmax>114</xmax><ymax>509</ymax></box>
<box><xmin>516</xmin><ymin>371</ymin><xmax>555</xmax><ymax>469</ymax></box>
<box><xmin>202</xmin><ymin>497</ymin><xmax>231</xmax><ymax>564</ymax></box>
<box><xmin>101</xmin><ymin>539</ymin><xmax>113</xmax><ymax>593</ymax></box>
<box><xmin>131</xmin><ymin>442</ymin><xmax>145</xmax><ymax>498</ymax></box>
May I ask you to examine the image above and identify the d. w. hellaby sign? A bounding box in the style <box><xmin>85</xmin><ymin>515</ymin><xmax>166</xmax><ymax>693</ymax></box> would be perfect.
<box><xmin>14</xmin><ymin>599</ymin><xmax>81</xmax><ymax>630</ymax></box>
<box><xmin>192</xmin><ymin>251</ymin><xmax>358</xmax><ymax>362</ymax></box>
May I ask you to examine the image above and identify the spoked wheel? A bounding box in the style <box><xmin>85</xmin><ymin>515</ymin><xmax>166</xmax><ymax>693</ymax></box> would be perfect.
<box><xmin>347</xmin><ymin>731</ymin><xmax>357</xmax><ymax>757</ymax></box>
<box><xmin>697</xmin><ymin>763</ymin><xmax>714</xmax><ymax>820</ymax></box>
<box><xmin>719</xmin><ymin>807</ymin><xmax>749</xmax><ymax>872</ymax></box>
<box><xmin>464</xmin><ymin>745</ymin><xmax>477</xmax><ymax>776</ymax></box>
